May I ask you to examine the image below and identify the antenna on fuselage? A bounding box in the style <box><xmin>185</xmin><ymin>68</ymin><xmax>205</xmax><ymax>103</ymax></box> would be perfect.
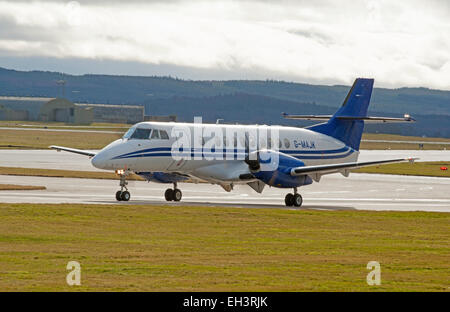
<box><xmin>216</xmin><ymin>119</ymin><xmax>224</xmax><ymax>124</ymax></box>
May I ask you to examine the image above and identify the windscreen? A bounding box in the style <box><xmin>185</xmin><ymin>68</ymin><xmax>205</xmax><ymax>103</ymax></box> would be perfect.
<box><xmin>130</xmin><ymin>128</ymin><xmax>151</xmax><ymax>139</ymax></box>
<box><xmin>123</xmin><ymin>126</ymin><xmax>151</xmax><ymax>140</ymax></box>
<box><xmin>122</xmin><ymin>126</ymin><xmax>137</xmax><ymax>139</ymax></box>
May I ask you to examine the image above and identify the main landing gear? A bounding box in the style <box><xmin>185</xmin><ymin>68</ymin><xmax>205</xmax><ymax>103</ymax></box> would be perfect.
<box><xmin>164</xmin><ymin>182</ymin><xmax>182</xmax><ymax>202</ymax></box>
<box><xmin>285</xmin><ymin>187</ymin><xmax>303</xmax><ymax>207</ymax></box>
<box><xmin>116</xmin><ymin>170</ymin><xmax>130</xmax><ymax>202</ymax></box>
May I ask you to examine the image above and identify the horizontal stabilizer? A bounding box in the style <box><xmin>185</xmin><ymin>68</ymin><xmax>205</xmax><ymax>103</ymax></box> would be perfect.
<box><xmin>337</xmin><ymin>115</ymin><xmax>415</xmax><ymax>123</ymax></box>
<box><xmin>282</xmin><ymin>113</ymin><xmax>415</xmax><ymax>123</ymax></box>
<box><xmin>282</xmin><ymin>113</ymin><xmax>333</xmax><ymax>121</ymax></box>
<box><xmin>50</xmin><ymin>145</ymin><xmax>97</xmax><ymax>157</ymax></box>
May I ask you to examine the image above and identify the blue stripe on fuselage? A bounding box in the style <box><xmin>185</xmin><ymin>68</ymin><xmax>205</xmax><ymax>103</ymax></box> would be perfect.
<box><xmin>113</xmin><ymin>146</ymin><xmax>351</xmax><ymax>159</ymax></box>
<box><xmin>112</xmin><ymin>147</ymin><xmax>354</xmax><ymax>160</ymax></box>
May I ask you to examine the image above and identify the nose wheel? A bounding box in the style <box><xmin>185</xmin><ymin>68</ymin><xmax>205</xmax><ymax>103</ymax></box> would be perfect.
<box><xmin>116</xmin><ymin>190</ymin><xmax>130</xmax><ymax>201</ymax></box>
<box><xmin>165</xmin><ymin>183</ymin><xmax>182</xmax><ymax>202</ymax></box>
<box><xmin>285</xmin><ymin>188</ymin><xmax>302</xmax><ymax>207</ymax></box>
<box><xmin>116</xmin><ymin>170</ymin><xmax>130</xmax><ymax>202</ymax></box>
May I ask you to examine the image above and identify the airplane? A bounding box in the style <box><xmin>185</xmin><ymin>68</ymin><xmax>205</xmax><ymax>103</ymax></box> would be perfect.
<box><xmin>51</xmin><ymin>78</ymin><xmax>416</xmax><ymax>207</ymax></box>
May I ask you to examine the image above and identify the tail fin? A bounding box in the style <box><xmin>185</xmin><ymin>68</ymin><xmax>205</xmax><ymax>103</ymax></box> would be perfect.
<box><xmin>308</xmin><ymin>78</ymin><xmax>374</xmax><ymax>151</ymax></box>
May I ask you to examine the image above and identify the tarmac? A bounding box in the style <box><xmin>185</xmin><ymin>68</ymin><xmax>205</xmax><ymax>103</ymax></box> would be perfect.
<box><xmin>0</xmin><ymin>172</ymin><xmax>449</xmax><ymax>212</ymax></box>
<box><xmin>0</xmin><ymin>149</ymin><xmax>449</xmax><ymax>212</ymax></box>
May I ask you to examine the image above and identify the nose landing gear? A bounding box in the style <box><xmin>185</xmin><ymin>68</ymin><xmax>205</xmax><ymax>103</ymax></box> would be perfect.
<box><xmin>285</xmin><ymin>187</ymin><xmax>303</xmax><ymax>207</ymax></box>
<box><xmin>165</xmin><ymin>183</ymin><xmax>182</xmax><ymax>202</ymax></box>
<box><xmin>116</xmin><ymin>170</ymin><xmax>130</xmax><ymax>202</ymax></box>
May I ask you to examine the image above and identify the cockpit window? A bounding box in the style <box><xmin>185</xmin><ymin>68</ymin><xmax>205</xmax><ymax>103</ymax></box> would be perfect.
<box><xmin>123</xmin><ymin>126</ymin><xmax>170</xmax><ymax>140</ymax></box>
<box><xmin>130</xmin><ymin>128</ymin><xmax>151</xmax><ymax>140</ymax></box>
<box><xmin>160</xmin><ymin>130</ymin><xmax>169</xmax><ymax>140</ymax></box>
<box><xmin>151</xmin><ymin>129</ymin><xmax>160</xmax><ymax>139</ymax></box>
<box><xmin>123</xmin><ymin>126</ymin><xmax>137</xmax><ymax>139</ymax></box>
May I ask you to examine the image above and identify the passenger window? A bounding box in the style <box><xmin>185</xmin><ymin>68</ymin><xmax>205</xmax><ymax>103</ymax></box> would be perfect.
<box><xmin>248</xmin><ymin>135</ymin><xmax>256</xmax><ymax>149</ymax></box>
<box><xmin>130</xmin><ymin>128</ymin><xmax>151</xmax><ymax>140</ymax></box>
<box><xmin>284</xmin><ymin>138</ymin><xmax>290</xmax><ymax>148</ymax></box>
<box><xmin>214</xmin><ymin>136</ymin><xmax>222</xmax><ymax>146</ymax></box>
<box><xmin>259</xmin><ymin>138</ymin><xmax>266</xmax><ymax>149</ymax></box>
<box><xmin>151</xmin><ymin>129</ymin><xmax>160</xmax><ymax>139</ymax></box>
<box><xmin>160</xmin><ymin>130</ymin><xmax>169</xmax><ymax>140</ymax></box>
<box><xmin>239</xmin><ymin>136</ymin><xmax>246</xmax><ymax>148</ymax></box>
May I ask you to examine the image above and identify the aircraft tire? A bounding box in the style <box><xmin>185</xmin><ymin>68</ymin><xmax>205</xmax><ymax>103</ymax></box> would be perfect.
<box><xmin>285</xmin><ymin>193</ymin><xmax>294</xmax><ymax>206</ymax></box>
<box><xmin>293</xmin><ymin>194</ymin><xmax>303</xmax><ymax>207</ymax></box>
<box><xmin>165</xmin><ymin>189</ymin><xmax>174</xmax><ymax>201</ymax></box>
<box><xmin>121</xmin><ymin>191</ymin><xmax>131</xmax><ymax>201</ymax></box>
<box><xmin>116</xmin><ymin>191</ymin><xmax>123</xmax><ymax>201</ymax></box>
<box><xmin>173</xmin><ymin>189</ymin><xmax>182</xmax><ymax>202</ymax></box>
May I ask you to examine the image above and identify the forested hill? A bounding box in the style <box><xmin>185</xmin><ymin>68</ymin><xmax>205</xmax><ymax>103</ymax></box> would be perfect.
<box><xmin>1</xmin><ymin>67</ymin><xmax>449</xmax><ymax>115</ymax></box>
<box><xmin>1</xmin><ymin>67</ymin><xmax>449</xmax><ymax>137</ymax></box>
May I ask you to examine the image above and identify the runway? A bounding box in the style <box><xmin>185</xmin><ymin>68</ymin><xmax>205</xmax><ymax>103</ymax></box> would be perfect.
<box><xmin>0</xmin><ymin>173</ymin><xmax>449</xmax><ymax>212</ymax></box>
<box><xmin>0</xmin><ymin>149</ymin><xmax>449</xmax><ymax>211</ymax></box>
<box><xmin>0</xmin><ymin>149</ymin><xmax>449</xmax><ymax>172</ymax></box>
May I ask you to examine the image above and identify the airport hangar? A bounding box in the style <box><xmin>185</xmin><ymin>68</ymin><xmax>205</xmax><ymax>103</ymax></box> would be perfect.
<box><xmin>0</xmin><ymin>96</ymin><xmax>145</xmax><ymax>124</ymax></box>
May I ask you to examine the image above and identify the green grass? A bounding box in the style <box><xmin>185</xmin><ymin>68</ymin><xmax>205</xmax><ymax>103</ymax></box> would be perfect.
<box><xmin>361</xmin><ymin>133</ymin><xmax>450</xmax><ymax>150</ymax></box>
<box><xmin>0</xmin><ymin>184</ymin><xmax>46</xmax><ymax>191</ymax></box>
<box><xmin>362</xmin><ymin>133</ymin><xmax>450</xmax><ymax>142</ymax></box>
<box><xmin>354</xmin><ymin>162</ymin><xmax>450</xmax><ymax>178</ymax></box>
<box><xmin>0</xmin><ymin>203</ymin><xmax>448</xmax><ymax>291</ymax></box>
<box><xmin>0</xmin><ymin>129</ymin><xmax>122</xmax><ymax>149</ymax></box>
<box><xmin>0</xmin><ymin>120</ymin><xmax>130</xmax><ymax>132</ymax></box>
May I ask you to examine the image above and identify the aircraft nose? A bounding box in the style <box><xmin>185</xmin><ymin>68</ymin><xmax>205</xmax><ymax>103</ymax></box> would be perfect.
<box><xmin>91</xmin><ymin>152</ymin><xmax>108</xmax><ymax>169</ymax></box>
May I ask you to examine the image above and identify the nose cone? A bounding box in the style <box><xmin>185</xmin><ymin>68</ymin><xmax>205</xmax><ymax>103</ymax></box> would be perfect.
<box><xmin>91</xmin><ymin>139</ymin><xmax>123</xmax><ymax>170</ymax></box>
<box><xmin>91</xmin><ymin>151</ymin><xmax>108</xmax><ymax>169</ymax></box>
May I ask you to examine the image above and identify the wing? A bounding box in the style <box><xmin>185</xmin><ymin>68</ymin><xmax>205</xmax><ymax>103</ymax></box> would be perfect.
<box><xmin>290</xmin><ymin>157</ymin><xmax>418</xmax><ymax>178</ymax></box>
<box><xmin>49</xmin><ymin>145</ymin><xmax>97</xmax><ymax>157</ymax></box>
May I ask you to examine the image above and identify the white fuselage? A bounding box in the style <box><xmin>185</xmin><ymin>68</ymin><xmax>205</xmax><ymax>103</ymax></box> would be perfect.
<box><xmin>91</xmin><ymin>122</ymin><xmax>358</xmax><ymax>184</ymax></box>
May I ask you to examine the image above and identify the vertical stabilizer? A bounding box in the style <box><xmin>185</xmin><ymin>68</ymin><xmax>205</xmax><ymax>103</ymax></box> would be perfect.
<box><xmin>307</xmin><ymin>78</ymin><xmax>374</xmax><ymax>150</ymax></box>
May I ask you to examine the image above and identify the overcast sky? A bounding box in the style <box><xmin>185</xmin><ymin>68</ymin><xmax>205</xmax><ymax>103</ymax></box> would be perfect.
<box><xmin>0</xmin><ymin>0</ymin><xmax>449</xmax><ymax>89</ymax></box>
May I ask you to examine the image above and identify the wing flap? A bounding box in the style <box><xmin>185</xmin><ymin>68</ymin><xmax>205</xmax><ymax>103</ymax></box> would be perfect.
<box><xmin>290</xmin><ymin>158</ymin><xmax>417</xmax><ymax>176</ymax></box>
<box><xmin>50</xmin><ymin>145</ymin><xmax>97</xmax><ymax>157</ymax></box>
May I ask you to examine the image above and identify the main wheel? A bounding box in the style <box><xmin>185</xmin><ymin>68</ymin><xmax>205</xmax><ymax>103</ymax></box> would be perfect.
<box><xmin>121</xmin><ymin>191</ymin><xmax>130</xmax><ymax>201</ymax></box>
<box><xmin>173</xmin><ymin>189</ymin><xmax>182</xmax><ymax>202</ymax></box>
<box><xmin>285</xmin><ymin>193</ymin><xmax>294</xmax><ymax>206</ymax></box>
<box><xmin>165</xmin><ymin>189</ymin><xmax>174</xmax><ymax>201</ymax></box>
<box><xmin>116</xmin><ymin>191</ymin><xmax>122</xmax><ymax>201</ymax></box>
<box><xmin>293</xmin><ymin>194</ymin><xmax>303</xmax><ymax>207</ymax></box>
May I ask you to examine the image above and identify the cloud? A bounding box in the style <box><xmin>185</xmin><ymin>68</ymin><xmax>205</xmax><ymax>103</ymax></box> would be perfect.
<box><xmin>0</xmin><ymin>0</ymin><xmax>449</xmax><ymax>89</ymax></box>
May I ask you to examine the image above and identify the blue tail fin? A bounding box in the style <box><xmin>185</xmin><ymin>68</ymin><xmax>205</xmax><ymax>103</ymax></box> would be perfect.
<box><xmin>308</xmin><ymin>78</ymin><xmax>374</xmax><ymax>151</ymax></box>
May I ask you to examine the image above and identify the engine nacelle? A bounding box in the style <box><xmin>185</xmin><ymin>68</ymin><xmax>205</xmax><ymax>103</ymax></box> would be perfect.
<box><xmin>250</xmin><ymin>150</ymin><xmax>313</xmax><ymax>188</ymax></box>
